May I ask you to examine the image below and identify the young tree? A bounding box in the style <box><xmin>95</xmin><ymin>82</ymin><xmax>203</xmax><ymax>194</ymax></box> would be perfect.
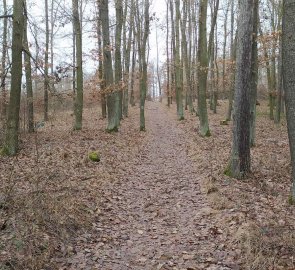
<box><xmin>135</xmin><ymin>0</ymin><xmax>150</xmax><ymax>131</ymax></box>
<box><xmin>282</xmin><ymin>0</ymin><xmax>295</xmax><ymax>202</ymax></box>
<box><xmin>228</xmin><ymin>0</ymin><xmax>255</xmax><ymax>178</ymax></box>
<box><xmin>44</xmin><ymin>0</ymin><xmax>49</xmax><ymax>121</ymax></box>
<box><xmin>72</xmin><ymin>0</ymin><xmax>83</xmax><ymax>130</ymax></box>
<box><xmin>250</xmin><ymin>0</ymin><xmax>259</xmax><ymax>147</ymax></box>
<box><xmin>24</xmin><ymin>0</ymin><xmax>34</xmax><ymax>133</ymax></box>
<box><xmin>3</xmin><ymin>0</ymin><xmax>24</xmax><ymax>155</ymax></box>
<box><xmin>0</xmin><ymin>0</ymin><xmax>8</xmax><ymax>120</ymax></box>
<box><xmin>115</xmin><ymin>0</ymin><xmax>123</xmax><ymax>120</ymax></box>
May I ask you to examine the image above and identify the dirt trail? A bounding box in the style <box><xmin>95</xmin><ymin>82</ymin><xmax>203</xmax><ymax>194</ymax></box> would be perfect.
<box><xmin>58</xmin><ymin>103</ymin><xmax>234</xmax><ymax>270</ymax></box>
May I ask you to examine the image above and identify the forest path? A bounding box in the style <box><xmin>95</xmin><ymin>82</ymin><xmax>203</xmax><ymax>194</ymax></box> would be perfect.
<box><xmin>60</xmin><ymin>102</ymin><xmax>233</xmax><ymax>270</ymax></box>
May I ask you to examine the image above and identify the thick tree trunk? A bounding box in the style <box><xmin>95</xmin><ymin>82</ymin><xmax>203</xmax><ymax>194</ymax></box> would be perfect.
<box><xmin>282</xmin><ymin>0</ymin><xmax>295</xmax><ymax>202</ymax></box>
<box><xmin>73</xmin><ymin>0</ymin><xmax>83</xmax><ymax>130</ymax></box>
<box><xmin>198</xmin><ymin>0</ymin><xmax>210</xmax><ymax>136</ymax></box>
<box><xmin>229</xmin><ymin>0</ymin><xmax>254</xmax><ymax>178</ymax></box>
<box><xmin>100</xmin><ymin>0</ymin><xmax>119</xmax><ymax>132</ymax></box>
<box><xmin>4</xmin><ymin>0</ymin><xmax>24</xmax><ymax>155</ymax></box>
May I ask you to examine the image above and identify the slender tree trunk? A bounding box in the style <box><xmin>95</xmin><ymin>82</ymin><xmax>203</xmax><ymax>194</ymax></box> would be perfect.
<box><xmin>1</xmin><ymin>0</ymin><xmax>8</xmax><ymax>121</ymax></box>
<box><xmin>174</xmin><ymin>0</ymin><xmax>184</xmax><ymax>120</ymax></box>
<box><xmin>73</xmin><ymin>0</ymin><xmax>83</xmax><ymax>130</ymax></box>
<box><xmin>4</xmin><ymin>0</ymin><xmax>24</xmax><ymax>155</ymax></box>
<box><xmin>96</xmin><ymin>1</ymin><xmax>106</xmax><ymax>118</ymax></box>
<box><xmin>115</xmin><ymin>0</ymin><xmax>123</xmax><ymax>121</ymax></box>
<box><xmin>137</xmin><ymin>0</ymin><xmax>149</xmax><ymax>131</ymax></box>
<box><xmin>228</xmin><ymin>0</ymin><xmax>254</xmax><ymax>178</ymax></box>
<box><xmin>225</xmin><ymin>0</ymin><xmax>236</xmax><ymax>121</ymax></box>
<box><xmin>250</xmin><ymin>0</ymin><xmax>259</xmax><ymax>147</ymax></box>
<box><xmin>44</xmin><ymin>0</ymin><xmax>49</xmax><ymax>121</ymax></box>
<box><xmin>155</xmin><ymin>21</ymin><xmax>162</xmax><ymax>101</ymax></box>
<box><xmin>198</xmin><ymin>0</ymin><xmax>210</xmax><ymax>136</ymax></box>
<box><xmin>275</xmin><ymin>34</ymin><xmax>283</xmax><ymax>124</ymax></box>
<box><xmin>129</xmin><ymin>36</ymin><xmax>136</xmax><ymax>107</ymax></box>
<box><xmin>24</xmin><ymin>0</ymin><xmax>34</xmax><ymax>133</ymax></box>
<box><xmin>123</xmin><ymin>0</ymin><xmax>133</xmax><ymax>117</ymax></box>
<box><xmin>166</xmin><ymin>0</ymin><xmax>171</xmax><ymax>107</ymax></box>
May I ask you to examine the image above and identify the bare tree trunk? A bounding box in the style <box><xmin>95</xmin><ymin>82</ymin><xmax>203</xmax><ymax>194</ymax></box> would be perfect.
<box><xmin>250</xmin><ymin>0</ymin><xmax>259</xmax><ymax>147</ymax></box>
<box><xmin>115</xmin><ymin>0</ymin><xmax>123</xmax><ymax>121</ymax></box>
<box><xmin>24</xmin><ymin>0</ymin><xmax>34</xmax><ymax>133</ymax></box>
<box><xmin>228</xmin><ymin>0</ymin><xmax>254</xmax><ymax>178</ymax></box>
<box><xmin>100</xmin><ymin>0</ymin><xmax>119</xmax><ymax>132</ymax></box>
<box><xmin>198</xmin><ymin>0</ymin><xmax>210</xmax><ymax>136</ymax></box>
<box><xmin>174</xmin><ymin>0</ymin><xmax>184</xmax><ymax>120</ymax></box>
<box><xmin>96</xmin><ymin>1</ymin><xmax>106</xmax><ymax>118</ymax></box>
<box><xmin>282</xmin><ymin>0</ymin><xmax>295</xmax><ymax>202</ymax></box>
<box><xmin>44</xmin><ymin>0</ymin><xmax>49</xmax><ymax>121</ymax></box>
<box><xmin>73</xmin><ymin>0</ymin><xmax>83</xmax><ymax>130</ymax></box>
<box><xmin>225</xmin><ymin>0</ymin><xmax>236</xmax><ymax>122</ymax></box>
<box><xmin>129</xmin><ymin>36</ymin><xmax>136</xmax><ymax>107</ymax></box>
<box><xmin>135</xmin><ymin>0</ymin><xmax>150</xmax><ymax>131</ymax></box>
<box><xmin>122</xmin><ymin>0</ymin><xmax>133</xmax><ymax>117</ymax></box>
<box><xmin>4</xmin><ymin>0</ymin><xmax>24</xmax><ymax>155</ymax></box>
<box><xmin>0</xmin><ymin>0</ymin><xmax>8</xmax><ymax>121</ymax></box>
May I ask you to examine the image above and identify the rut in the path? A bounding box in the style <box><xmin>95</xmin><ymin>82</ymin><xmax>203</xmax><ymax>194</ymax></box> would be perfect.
<box><xmin>58</xmin><ymin>103</ymin><xmax>233</xmax><ymax>270</ymax></box>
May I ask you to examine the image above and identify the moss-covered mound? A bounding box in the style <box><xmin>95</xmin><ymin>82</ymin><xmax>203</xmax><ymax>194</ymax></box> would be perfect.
<box><xmin>88</xmin><ymin>151</ymin><xmax>101</xmax><ymax>162</ymax></box>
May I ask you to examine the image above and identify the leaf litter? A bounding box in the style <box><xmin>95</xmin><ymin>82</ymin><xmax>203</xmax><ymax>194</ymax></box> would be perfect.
<box><xmin>0</xmin><ymin>101</ymin><xmax>294</xmax><ymax>270</ymax></box>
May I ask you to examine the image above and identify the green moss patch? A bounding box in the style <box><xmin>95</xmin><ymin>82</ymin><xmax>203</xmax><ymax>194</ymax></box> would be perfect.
<box><xmin>88</xmin><ymin>151</ymin><xmax>101</xmax><ymax>162</ymax></box>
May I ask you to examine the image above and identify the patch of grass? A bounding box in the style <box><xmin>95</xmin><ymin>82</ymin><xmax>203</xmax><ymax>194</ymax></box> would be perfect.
<box><xmin>236</xmin><ymin>223</ymin><xmax>295</xmax><ymax>269</ymax></box>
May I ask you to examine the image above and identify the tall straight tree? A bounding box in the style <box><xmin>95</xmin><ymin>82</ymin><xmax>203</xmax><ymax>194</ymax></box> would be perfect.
<box><xmin>44</xmin><ymin>0</ymin><xmax>49</xmax><ymax>121</ymax></box>
<box><xmin>115</xmin><ymin>0</ymin><xmax>123</xmax><ymax>120</ymax></box>
<box><xmin>135</xmin><ymin>0</ymin><xmax>150</xmax><ymax>131</ymax></box>
<box><xmin>24</xmin><ymin>0</ymin><xmax>34</xmax><ymax>133</ymax></box>
<box><xmin>0</xmin><ymin>0</ymin><xmax>8</xmax><ymax>120</ymax></box>
<box><xmin>249</xmin><ymin>0</ymin><xmax>259</xmax><ymax>147</ymax></box>
<box><xmin>198</xmin><ymin>0</ymin><xmax>210</xmax><ymax>136</ymax></box>
<box><xmin>122</xmin><ymin>0</ymin><xmax>134</xmax><ymax>117</ymax></box>
<box><xmin>282</xmin><ymin>0</ymin><xmax>295</xmax><ymax>202</ymax></box>
<box><xmin>174</xmin><ymin>0</ymin><xmax>184</xmax><ymax>120</ymax></box>
<box><xmin>3</xmin><ymin>0</ymin><xmax>24</xmax><ymax>155</ymax></box>
<box><xmin>72</xmin><ymin>0</ymin><xmax>83</xmax><ymax>130</ymax></box>
<box><xmin>100</xmin><ymin>0</ymin><xmax>119</xmax><ymax>132</ymax></box>
<box><xmin>228</xmin><ymin>0</ymin><xmax>254</xmax><ymax>178</ymax></box>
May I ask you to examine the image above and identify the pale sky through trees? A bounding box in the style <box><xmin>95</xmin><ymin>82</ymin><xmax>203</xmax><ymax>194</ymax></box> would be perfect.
<box><xmin>0</xmin><ymin>0</ymin><xmax>167</xmax><ymax>74</ymax></box>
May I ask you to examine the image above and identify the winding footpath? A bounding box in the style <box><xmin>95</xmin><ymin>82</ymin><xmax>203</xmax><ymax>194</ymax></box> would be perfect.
<box><xmin>58</xmin><ymin>103</ymin><xmax>235</xmax><ymax>270</ymax></box>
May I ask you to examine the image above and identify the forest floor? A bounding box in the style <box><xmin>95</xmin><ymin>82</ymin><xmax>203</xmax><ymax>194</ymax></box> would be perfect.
<box><xmin>0</xmin><ymin>100</ymin><xmax>295</xmax><ymax>270</ymax></box>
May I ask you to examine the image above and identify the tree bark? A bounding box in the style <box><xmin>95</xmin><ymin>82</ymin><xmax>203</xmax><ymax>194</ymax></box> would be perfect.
<box><xmin>198</xmin><ymin>0</ymin><xmax>210</xmax><ymax>136</ymax></box>
<box><xmin>100</xmin><ymin>0</ymin><xmax>119</xmax><ymax>132</ymax></box>
<box><xmin>0</xmin><ymin>0</ymin><xmax>8</xmax><ymax>121</ymax></box>
<box><xmin>24</xmin><ymin>0</ymin><xmax>34</xmax><ymax>133</ymax></box>
<box><xmin>228</xmin><ymin>0</ymin><xmax>254</xmax><ymax>178</ymax></box>
<box><xmin>44</xmin><ymin>0</ymin><xmax>49</xmax><ymax>121</ymax></box>
<box><xmin>250</xmin><ymin>0</ymin><xmax>259</xmax><ymax>147</ymax></box>
<box><xmin>4</xmin><ymin>0</ymin><xmax>24</xmax><ymax>155</ymax></box>
<box><xmin>282</xmin><ymin>0</ymin><xmax>295</xmax><ymax>202</ymax></box>
<box><xmin>73</xmin><ymin>0</ymin><xmax>83</xmax><ymax>130</ymax></box>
